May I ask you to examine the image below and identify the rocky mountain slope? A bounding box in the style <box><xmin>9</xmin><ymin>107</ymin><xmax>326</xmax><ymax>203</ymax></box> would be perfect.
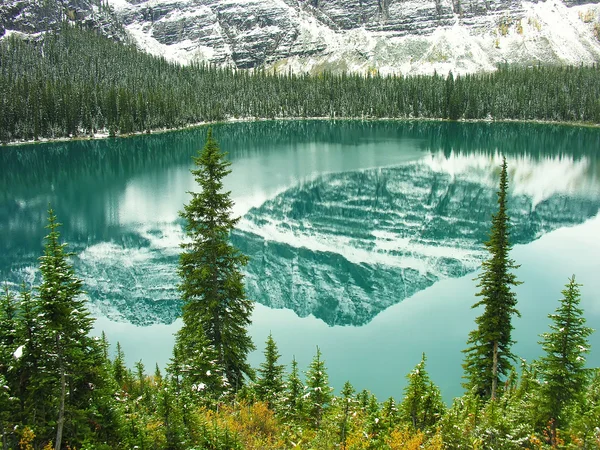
<box><xmin>91</xmin><ymin>0</ymin><xmax>600</xmax><ymax>74</ymax></box>
<box><xmin>2</xmin><ymin>0</ymin><xmax>600</xmax><ymax>74</ymax></box>
<box><xmin>0</xmin><ymin>0</ymin><xmax>125</xmax><ymax>41</ymax></box>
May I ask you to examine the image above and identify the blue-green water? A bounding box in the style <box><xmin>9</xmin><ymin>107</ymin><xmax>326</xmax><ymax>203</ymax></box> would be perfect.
<box><xmin>1</xmin><ymin>120</ymin><xmax>600</xmax><ymax>402</ymax></box>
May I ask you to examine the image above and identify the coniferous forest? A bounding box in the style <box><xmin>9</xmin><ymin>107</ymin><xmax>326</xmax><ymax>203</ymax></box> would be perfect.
<box><xmin>1</xmin><ymin>130</ymin><xmax>599</xmax><ymax>449</ymax></box>
<box><xmin>1</xmin><ymin>24</ymin><xmax>600</xmax><ymax>143</ymax></box>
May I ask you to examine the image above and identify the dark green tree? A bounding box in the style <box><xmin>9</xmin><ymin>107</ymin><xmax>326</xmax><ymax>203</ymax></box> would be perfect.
<box><xmin>170</xmin><ymin>326</ymin><xmax>224</xmax><ymax>399</ymax></box>
<box><xmin>399</xmin><ymin>353</ymin><xmax>445</xmax><ymax>431</ymax></box>
<box><xmin>380</xmin><ymin>397</ymin><xmax>400</xmax><ymax>432</ymax></box>
<box><xmin>177</xmin><ymin>128</ymin><xmax>254</xmax><ymax>392</ymax></box>
<box><xmin>37</xmin><ymin>209</ymin><xmax>102</xmax><ymax>449</ymax></box>
<box><xmin>305</xmin><ymin>346</ymin><xmax>332</xmax><ymax>428</ymax></box>
<box><xmin>113</xmin><ymin>341</ymin><xmax>129</xmax><ymax>389</ymax></box>
<box><xmin>536</xmin><ymin>275</ymin><xmax>594</xmax><ymax>445</ymax></box>
<box><xmin>255</xmin><ymin>333</ymin><xmax>285</xmax><ymax>408</ymax></box>
<box><xmin>13</xmin><ymin>284</ymin><xmax>43</xmax><ymax>435</ymax></box>
<box><xmin>462</xmin><ymin>156</ymin><xmax>521</xmax><ymax>400</ymax></box>
<box><xmin>0</xmin><ymin>285</ymin><xmax>17</xmax><ymax>449</ymax></box>
<box><xmin>282</xmin><ymin>356</ymin><xmax>304</xmax><ymax>422</ymax></box>
<box><xmin>338</xmin><ymin>381</ymin><xmax>356</xmax><ymax>450</ymax></box>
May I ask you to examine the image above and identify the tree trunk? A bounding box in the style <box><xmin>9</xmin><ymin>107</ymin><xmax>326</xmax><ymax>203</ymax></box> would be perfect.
<box><xmin>491</xmin><ymin>341</ymin><xmax>498</xmax><ymax>400</ymax></box>
<box><xmin>55</xmin><ymin>333</ymin><xmax>66</xmax><ymax>450</ymax></box>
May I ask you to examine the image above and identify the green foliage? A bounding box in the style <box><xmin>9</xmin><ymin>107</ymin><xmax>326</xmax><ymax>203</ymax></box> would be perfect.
<box><xmin>282</xmin><ymin>357</ymin><xmax>304</xmax><ymax>423</ymax></box>
<box><xmin>463</xmin><ymin>156</ymin><xmax>521</xmax><ymax>400</ymax></box>
<box><xmin>35</xmin><ymin>209</ymin><xmax>107</xmax><ymax>448</ymax></box>
<box><xmin>569</xmin><ymin>368</ymin><xmax>600</xmax><ymax>447</ymax></box>
<box><xmin>399</xmin><ymin>354</ymin><xmax>445</xmax><ymax>432</ymax></box>
<box><xmin>255</xmin><ymin>333</ymin><xmax>285</xmax><ymax>409</ymax></box>
<box><xmin>536</xmin><ymin>275</ymin><xmax>594</xmax><ymax>442</ymax></box>
<box><xmin>176</xmin><ymin>129</ymin><xmax>254</xmax><ymax>392</ymax></box>
<box><xmin>2</xmin><ymin>26</ymin><xmax>600</xmax><ymax>143</ymax></box>
<box><xmin>304</xmin><ymin>346</ymin><xmax>333</xmax><ymax>428</ymax></box>
<box><xmin>338</xmin><ymin>381</ymin><xmax>357</xmax><ymax>449</ymax></box>
<box><xmin>0</xmin><ymin>210</ymin><xmax>125</xmax><ymax>449</ymax></box>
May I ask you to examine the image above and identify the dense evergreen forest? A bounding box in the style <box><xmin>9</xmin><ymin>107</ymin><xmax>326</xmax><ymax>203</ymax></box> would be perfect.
<box><xmin>1</xmin><ymin>25</ymin><xmax>600</xmax><ymax>143</ymax></box>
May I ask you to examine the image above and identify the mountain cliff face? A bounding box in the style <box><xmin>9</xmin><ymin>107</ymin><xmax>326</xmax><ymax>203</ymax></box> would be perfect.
<box><xmin>97</xmin><ymin>0</ymin><xmax>600</xmax><ymax>73</ymax></box>
<box><xmin>0</xmin><ymin>0</ymin><xmax>125</xmax><ymax>40</ymax></box>
<box><xmin>2</xmin><ymin>0</ymin><xmax>600</xmax><ymax>73</ymax></box>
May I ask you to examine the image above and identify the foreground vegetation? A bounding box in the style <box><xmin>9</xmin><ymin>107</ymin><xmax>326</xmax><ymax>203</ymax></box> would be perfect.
<box><xmin>1</xmin><ymin>25</ymin><xmax>600</xmax><ymax>143</ymax></box>
<box><xmin>1</xmin><ymin>131</ymin><xmax>598</xmax><ymax>449</ymax></box>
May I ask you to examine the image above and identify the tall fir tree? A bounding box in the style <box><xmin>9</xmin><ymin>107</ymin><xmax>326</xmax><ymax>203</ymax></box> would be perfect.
<box><xmin>536</xmin><ymin>275</ymin><xmax>594</xmax><ymax>445</ymax></box>
<box><xmin>255</xmin><ymin>333</ymin><xmax>285</xmax><ymax>408</ymax></box>
<box><xmin>37</xmin><ymin>209</ymin><xmax>104</xmax><ymax>449</ymax></box>
<box><xmin>0</xmin><ymin>285</ymin><xmax>17</xmax><ymax>449</ymax></box>
<box><xmin>338</xmin><ymin>381</ymin><xmax>356</xmax><ymax>450</ymax></box>
<box><xmin>462</xmin><ymin>156</ymin><xmax>521</xmax><ymax>400</ymax></box>
<box><xmin>305</xmin><ymin>346</ymin><xmax>332</xmax><ymax>428</ymax></box>
<box><xmin>170</xmin><ymin>325</ymin><xmax>224</xmax><ymax>399</ymax></box>
<box><xmin>13</xmin><ymin>284</ymin><xmax>43</xmax><ymax>435</ymax></box>
<box><xmin>399</xmin><ymin>353</ymin><xmax>445</xmax><ymax>431</ymax></box>
<box><xmin>283</xmin><ymin>356</ymin><xmax>304</xmax><ymax>422</ymax></box>
<box><xmin>177</xmin><ymin>128</ymin><xmax>254</xmax><ymax>391</ymax></box>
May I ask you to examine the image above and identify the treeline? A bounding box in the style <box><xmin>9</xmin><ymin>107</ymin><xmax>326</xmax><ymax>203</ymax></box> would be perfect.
<box><xmin>1</xmin><ymin>25</ymin><xmax>600</xmax><ymax>143</ymax></box>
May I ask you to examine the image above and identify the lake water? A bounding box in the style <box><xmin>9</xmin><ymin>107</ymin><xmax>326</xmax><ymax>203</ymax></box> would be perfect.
<box><xmin>1</xmin><ymin>120</ymin><xmax>600</xmax><ymax>403</ymax></box>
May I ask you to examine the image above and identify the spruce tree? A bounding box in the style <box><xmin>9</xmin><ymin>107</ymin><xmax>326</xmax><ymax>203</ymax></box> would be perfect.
<box><xmin>255</xmin><ymin>333</ymin><xmax>285</xmax><ymax>408</ymax></box>
<box><xmin>339</xmin><ymin>381</ymin><xmax>356</xmax><ymax>449</ymax></box>
<box><xmin>536</xmin><ymin>276</ymin><xmax>594</xmax><ymax>444</ymax></box>
<box><xmin>170</xmin><ymin>326</ymin><xmax>224</xmax><ymax>398</ymax></box>
<box><xmin>36</xmin><ymin>209</ymin><xmax>102</xmax><ymax>449</ymax></box>
<box><xmin>399</xmin><ymin>353</ymin><xmax>445</xmax><ymax>431</ymax></box>
<box><xmin>177</xmin><ymin>128</ymin><xmax>254</xmax><ymax>391</ymax></box>
<box><xmin>462</xmin><ymin>156</ymin><xmax>521</xmax><ymax>400</ymax></box>
<box><xmin>283</xmin><ymin>357</ymin><xmax>304</xmax><ymax>422</ymax></box>
<box><xmin>13</xmin><ymin>284</ymin><xmax>42</xmax><ymax>432</ymax></box>
<box><xmin>305</xmin><ymin>346</ymin><xmax>332</xmax><ymax>428</ymax></box>
<box><xmin>0</xmin><ymin>285</ymin><xmax>17</xmax><ymax>449</ymax></box>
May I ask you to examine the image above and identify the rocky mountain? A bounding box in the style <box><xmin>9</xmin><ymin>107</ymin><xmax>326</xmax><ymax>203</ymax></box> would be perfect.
<box><xmin>78</xmin><ymin>0</ymin><xmax>600</xmax><ymax>74</ymax></box>
<box><xmin>0</xmin><ymin>0</ymin><xmax>125</xmax><ymax>41</ymax></box>
<box><xmin>2</xmin><ymin>0</ymin><xmax>600</xmax><ymax>73</ymax></box>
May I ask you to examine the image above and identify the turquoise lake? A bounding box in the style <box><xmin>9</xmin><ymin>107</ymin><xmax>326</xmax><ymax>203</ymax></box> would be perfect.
<box><xmin>1</xmin><ymin>120</ymin><xmax>600</xmax><ymax>403</ymax></box>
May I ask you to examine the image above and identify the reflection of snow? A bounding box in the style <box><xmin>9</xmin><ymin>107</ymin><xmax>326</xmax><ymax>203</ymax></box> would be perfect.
<box><xmin>423</xmin><ymin>152</ymin><xmax>599</xmax><ymax>207</ymax></box>
<box><xmin>112</xmin><ymin>166</ymin><xmax>195</xmax><ymax>225</ymax></box>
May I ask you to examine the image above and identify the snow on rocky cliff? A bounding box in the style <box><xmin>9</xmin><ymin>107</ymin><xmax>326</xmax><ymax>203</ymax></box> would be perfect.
<box><xmin>104</xmin><ymin>0</ymin><xmax>600</xmax><ymax>74</ymax></box>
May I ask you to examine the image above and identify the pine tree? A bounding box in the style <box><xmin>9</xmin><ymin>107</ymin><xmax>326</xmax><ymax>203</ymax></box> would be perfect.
<box><xmin>399</xmin><ymin>353</ymin><xmax>445</xmax><ymax>431</ymax></box>
<box><xmin>13</xmin><ymin>284</ymin><xmax>42</xmax><ymax>432</ymax></box>
<box><xmin>536</xmin><ymin>275</ymin><xmax>594</xmax><ymax>445</ymax></box>
<box><xmin>113</xmin><ymin>341</ymin><xmax>128</xmax><ymax>389</ymax></box>
<box><xmin>170</xmin><ymin>326</ymin><xmax>224</xmax><ymax>398</ymax></box>
<box><xmin>381</xmin><ymin>397</ymin><xmax>400</xmax><ymax>432</ymax></box>
<box><xmin>177</xmin><ymin>128</ymin><xmax>254</xmax><ymax>391</ymax></box>
<box><xmin>255</xmin><ymin>333</ymin><xmax>285</xmax><ymax>408</ymax></box>
<box><xmin>339</xmin><ymin>381</ymin><xmax>356</xmax><ymax>450</ymax></box>
<box><xmin>305</xmin><ymin>346</ymin><xmax>332</xmax><ymax>428</ymax></box>
<box><xmin>0</xmin><ymin>285</ymin><xmax>17</xmax><ymax>449</ymax></box>
<box><xmin>283</xmin><ymin>357</ymin><xmax>304</xmax><ymax>422</ymax></box>
<box><xmin>462</xmin><ymin>156</ymin><xmax>521</xmax><ymax>400</ymax></box>
<box><xmin>36</xmin><ymin>208</ymin><xmax>100</xmax><ymax>449</ymax></box>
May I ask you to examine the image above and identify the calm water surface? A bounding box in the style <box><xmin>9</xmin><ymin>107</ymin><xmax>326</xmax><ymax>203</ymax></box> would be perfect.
<box><xmin>1</xmin><ymin>120</ymin><xmax>600</xmax><ymax>402</ymax></box>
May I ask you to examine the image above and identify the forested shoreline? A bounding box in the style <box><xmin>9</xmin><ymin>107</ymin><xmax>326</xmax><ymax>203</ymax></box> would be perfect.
<box><xmin>1</xmin><ymin>25</ymin><xmax>600</xmax><ymax>144</ymax></box>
